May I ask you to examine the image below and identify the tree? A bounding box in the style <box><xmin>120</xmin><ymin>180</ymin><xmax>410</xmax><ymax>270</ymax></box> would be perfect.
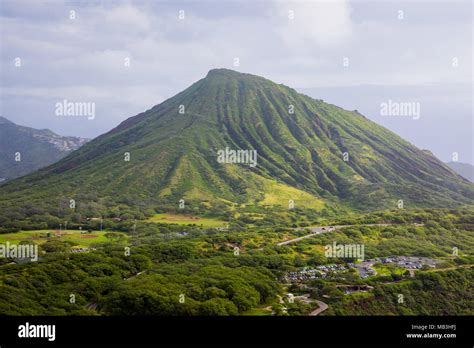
<box><xmin>200</xmin><ymin>298</ymin><xmax>238</xmax><ymax>315</ymax></box>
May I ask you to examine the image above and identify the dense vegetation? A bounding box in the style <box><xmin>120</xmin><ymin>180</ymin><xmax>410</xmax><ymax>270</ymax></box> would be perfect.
<box><xmin>0</xmin><ymin>223</ymin><xmax>281</xmax><ymax>315</ymax></box>
<box><xmin>0</xmin><ymin>208</ymin><xmax>472</xmax><ymax>315</ymax></box>
<box><xmin>324</xmin><ymin>268</ymin><xmax>473</xmax><ymax>315</ymax></box>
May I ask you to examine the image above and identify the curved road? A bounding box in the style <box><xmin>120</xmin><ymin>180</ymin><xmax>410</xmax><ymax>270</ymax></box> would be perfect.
<box><xmin>277</xmin><ymin>223</ymin><xmax>406</xmax><ymax>246</ymax></box>
<box><xmin>309</xmin><ymin>300</ymin><xmax>328</xmax><ymax>316</ymax></box>
<box><xmin>276</xmin><ymin>222</ymin><xmax>422</xmax><ymax>316</ymax></box>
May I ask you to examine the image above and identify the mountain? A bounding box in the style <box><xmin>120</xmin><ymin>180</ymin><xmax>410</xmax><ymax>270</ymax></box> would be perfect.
<box><xmin>0</xmin><ymin>69</ymin><xmax>472</xmax><ymax>217</ymax></box>
<box><xmin>0</xmin><ymin>116</ymin><xmax>88</xmax><ymax>182</ymax></box>
<box><xmin>446</xmin><ymin>162</ymin><xmax>474</xmax><ymax>182</ymax></box>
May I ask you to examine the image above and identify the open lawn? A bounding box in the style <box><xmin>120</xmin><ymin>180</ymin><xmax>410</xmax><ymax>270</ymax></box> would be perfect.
<box><xmin>0</xmin><ymin>230</ymin><xmax>126</xmax><ymax>248</ymax></box>
<box><xmin>372</xmin><ymin>263</ymin><xmax>406</xmax><ymax>276</ymax></box>
<box><xmin>258</xmin><ymin>180</ymin><xmax>325</xmax><ymax>210</ymax></box>
<box><xmin>147</xmin><ymin>213</ymin><xmax>227</xmax><ymax>228</ymax></box>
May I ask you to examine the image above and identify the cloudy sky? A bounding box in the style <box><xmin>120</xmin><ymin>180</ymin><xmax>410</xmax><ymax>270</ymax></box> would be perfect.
<box><xmin>0</xmin><ymin>0</ymin><xmax>472</xmax><ymax>164</ymax></box>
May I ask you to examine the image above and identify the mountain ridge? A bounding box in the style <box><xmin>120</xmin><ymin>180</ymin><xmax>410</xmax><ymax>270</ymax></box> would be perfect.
<box><xmin>0</xmin><ymin>116</ymin><xmax>88</xmax><ymax>182</ymax></box>
<box><xmin>0</xmin><ymin>69</ymin><xmax>472</xmax><ymax>220</ymax></box>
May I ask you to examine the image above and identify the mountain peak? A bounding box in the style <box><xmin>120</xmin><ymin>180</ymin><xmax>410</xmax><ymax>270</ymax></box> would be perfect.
<box><xmin>206</xmin><ymin>68</ymin><xmax>241</xmax><ymax>77</ymax></box>
<box><xmin>205</xmin><ymin>68</ymin><xmax>265</xmax><ymax>83</ymax></box>
<box><xmin>2</xmin><ymin>70</ymin><xmax>472</xmax><ymax>211</ymax></box>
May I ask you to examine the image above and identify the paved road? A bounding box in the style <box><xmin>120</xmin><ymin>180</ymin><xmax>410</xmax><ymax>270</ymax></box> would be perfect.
<box><xmin>276</xmin><ymin>226</ymin><xmax>341</xmax><ymax>246</ymax></box>
<box><xmin>294</xmin><ymin>294</ymin><xmax>329</xmax><ymax>316</ymax></box>
<box><xmin>124</xmin><ymin>270</ymin><xmax>146</xmax><ymax>280</ymax></box>
<box><xmin>277</xmin><ymin>223</ymin><xmax>401</xmax><ymax>246</ymax></box>
<box><xmin>309</xmin><ymin>300</ymin><xmax>328</xmax><ymax>316</ymax></box>
<box><xmin>275</xmin><ymin>223</ymin><xmax>425</xmax><ymax>316</ymax></box>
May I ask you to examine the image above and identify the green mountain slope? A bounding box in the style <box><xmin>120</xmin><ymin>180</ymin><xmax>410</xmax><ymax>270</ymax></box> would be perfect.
<box><xmin>0</xmin><ymin>69</ymin><xmax>472</xmax><ymax>219</ymax></box>
<box><xmin>0</xmin><ymin>116</ymin><xmax>88</xmax><ymax>182</ymax></box>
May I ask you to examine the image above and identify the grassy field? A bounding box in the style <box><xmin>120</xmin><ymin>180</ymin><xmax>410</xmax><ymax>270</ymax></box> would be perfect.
<box><xmin>147</xmin><ymin>213</ymin><xmax>228</xmax><ymax>228</ymax></box>
<box><xmin>258</xmin><ymin>179</ymin><xmax>325</xmax><ymax>210</ymax></box>
<box><xmin>0</xmin><ymin>230</ymin><xmax>124</xmax><ymax>248</ymax></box>
<box><xmin>372</xmin><ymin>263</ymin><xmax>406</xmax><ymax>276</ymax></box>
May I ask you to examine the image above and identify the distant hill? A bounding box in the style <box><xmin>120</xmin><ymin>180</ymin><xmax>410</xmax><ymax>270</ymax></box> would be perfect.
<box><xmin>0</xmin><ymin>69</ymin><xmax>472</xmax><ymax>216</ymax></box>
<box><xmin>0</xmin><ymin>116</ymin><xmax>88</xmax><ymax>182</ymax></box>
<box><xmin>446</xmin><ymin>161</ymin><xmax>474</xmax><ymax>182</ymax></box>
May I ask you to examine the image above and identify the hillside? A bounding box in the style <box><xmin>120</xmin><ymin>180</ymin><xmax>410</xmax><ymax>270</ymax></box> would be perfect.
<box><xmin>0</xmin><ymin>69</ymin><xmax>472</xmax><ymax>225</ymax></box>
<box><xmin>0</xmin><ymin>116</ymin><xmax>88</xmax><ymax>182</ymax></box>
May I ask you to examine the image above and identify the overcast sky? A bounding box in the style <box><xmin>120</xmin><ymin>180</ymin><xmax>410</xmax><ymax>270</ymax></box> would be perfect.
<box><xmin>0</xmin><ymin>0</ymin><xmax>472</xmax><ymax>164</ymax></box>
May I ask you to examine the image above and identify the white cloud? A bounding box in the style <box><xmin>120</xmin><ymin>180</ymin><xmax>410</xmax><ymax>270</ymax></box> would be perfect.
<box><xmin>275</xmin><ymin>0</ymin><xmax>354</xmax><ymax>49</ymax></box>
